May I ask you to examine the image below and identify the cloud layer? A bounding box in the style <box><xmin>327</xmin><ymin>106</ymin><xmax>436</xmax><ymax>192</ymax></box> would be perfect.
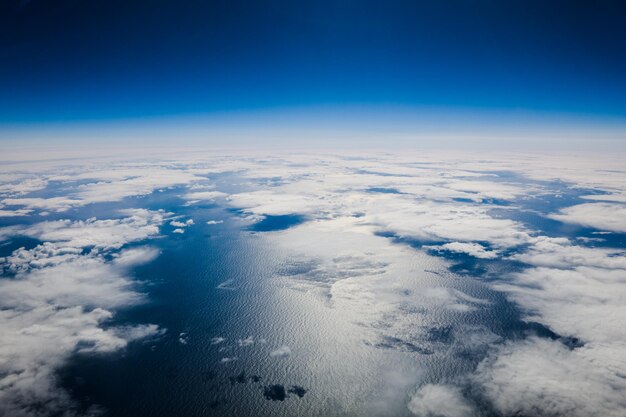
<box><xmin>1</xmin><ymin>149</ymin><xmax>626</xmax><ymax>416</ymax></box>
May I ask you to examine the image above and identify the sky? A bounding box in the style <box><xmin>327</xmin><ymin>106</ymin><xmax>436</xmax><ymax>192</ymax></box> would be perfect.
<box><xmin>1</xmin><ymin>0</ymin><xmax>626</xmax><ymax>146</ymax></box>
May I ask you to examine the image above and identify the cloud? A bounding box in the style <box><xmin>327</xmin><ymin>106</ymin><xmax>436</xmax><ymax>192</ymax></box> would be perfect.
<box><xmin>2</xmin><ymin>149</ymin><xmax>626</xmax><ymax>416</ymax></box>
<box><xmin>0</xmin><ymin>210</ymin><xmax>165</xmax><ymax>417</ymax></box>
<box><xmin>426</xmin><ymin>242</ymin><xmax>498</xmax><ymax>259</ymax></box>
<box><xmin>210</xmin><ymin>337</ymin><xmax>225</xmax><ymax>345</ymax></box>
<box><xmin>0</xmin><ymin>177</ymin><xmax>48</xmax><ymax>196</ymax></box>
<box><xmin>0</xmin><ymin>208</ymin><xmax>33</xmax><ymax>217</ymax></box>
<box><xmin>581</xmin><ymin>193</ymin><xmax>626</xmax><ymax>203</ymax></box>
<box><xmin>185</xmin><ymin>191</ymin><xmax>227</xmax><ymax>204</ymax></box>
<box><xmin>10</xmin><ymin>208</ymin><xmax>168</xmax><ymax>250</ymax></box>
<box><xmin>170</xmin><ymin>219</ymin><xmax>194</xmax><ymax>228</ymax></box>
<box><xmin>511</xmin><ymin>236</ymin><xmax>626</xmax><ymax>270</ymax></box>
<box><xmin>549</xmin><ymin>202</ymin><xmax>626</xmax><ymax>233</ymax></box>
<box><xmin>367</xmin><ymin>368</ymin><xmax>422</xmax><ymax>416</ymax></box>
<box><xmin>474</xmin><ymin>337</ymin><xmax>626</xmax><ymax>417</ymax></box>
<box><xmin>269</xmin><ymin>345</ymin><xmax>291</xmax><ymax>358</ymax></box>
<box><xmin>206</xmin><ymin>220</ymin><xmax>223</xmax><ymax>225</ymax></box>
<box><xmin>238</xmin><ymin>336</ymin><xmax>254</xmax><ymax>347</ymax></box>
<box><xmin>1</xmin><ymin>197</ymin><xmax>82</xmax><ymax>212</ymax></box>
<box><xmin>408</xmin><ymin>384</ymin><xmax>475</xmax><ymax>417</ymax></box>
<box><xmin>112</xmin><ymin>247</ymin><xmax>160</xmax><ymax>268</ymax></box>
<box><xmin>1</xmin><ymin>165</ymin><xmax>204</xmax><ymax>214</ymax></box>
<box><xmin>479</xmin><ymin>238</ymin><xmax>626</xmax><ymax>416</ymax></box>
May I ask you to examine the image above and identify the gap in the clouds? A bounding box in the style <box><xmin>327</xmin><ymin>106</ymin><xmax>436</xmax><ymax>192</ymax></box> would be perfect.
<box><xmin>249</xmin><ymin>214</ymin><xmax>307</xmax><ymax>232</ymax></box>
<box><xmin>354</xmin><ymin>169</ymin><xmax>414</xmax><ymax>178</ymax></box>
<box><xmin>0</xmin><ymin>236</ymin><xmax>41</xmax><ymax>259</ymax></box>
<box><xmin>367</xmin><ymin>187</ymin><xmax>404</xmax><ymax>194</ymax></box>
<box><xmin>0</xmin><ymin>236</ymin><xmax>42</xmax><ymax>277</ymax></box>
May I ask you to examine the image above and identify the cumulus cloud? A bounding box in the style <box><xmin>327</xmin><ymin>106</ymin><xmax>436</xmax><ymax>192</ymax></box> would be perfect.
<box><xmin>474</xmin><ymin>337</ymin><xmax>626</xmax><ymax>417</ymax></box>
<box><xmin>112</xmin><ymin>247</ymin><xmax>160</xmax><ymax>268</ymax></box>
<box><xmin>238</xmin><ymin>336</ymin><xmax>255</xmax><ymax>347</ymax></box>
<box><xmin>10</xmin><ymin>208</ymin><xmax>168</xmax><ymax>249</ymax></box>
<box><xmin>170</xmin><ymin>219</ymin><xmax>194</xmax><ymax>228</ymax></box>
<box><xmin>426</xmin><ymin>242</ymin><xmax>499</xmax><ymax>259</ymax></box>
<box><xmin>210</xmin><ymin>337</ymin><xmax>225</xmax><ymax>345</ymax></box>
<box><xmin>512</xmin><ymin>236</ymin><xmax>626</xmax><ymax>270</ymax></box>
<box><xmin>0</xmin><ymin>210</ymin><xmax>165</xmax><ymax>417</ymax></box>
<box><xmin>269</xmin><ymin>345</ymin><xmax>291</xmax><ymax>358</ymax></box>
<box><xmin>549</xmin><ymin>202</ymin><xmax>626</xmax><ymax>233</ymax></box>
<box><xmin>480</xmin><ymin>237</ymin><xmax>626</xmax><ymax>416</ymax></box>
<box><xmin>408</xmin><ymin>384</ymin><xmax>475</xmax><ymax>417</ymax></box>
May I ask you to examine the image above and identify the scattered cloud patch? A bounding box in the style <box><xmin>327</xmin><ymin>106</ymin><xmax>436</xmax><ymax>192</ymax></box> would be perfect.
<box><xmin>238</xmin><ymin>336</ymin><xmax>254</xmax><ymax>347</ymax></box>
<box><xmin>269</xmin><ymin>345</ymin><xmax>291</xmax><ymax>358</ymax></box>
<box><xmin>210</xmin><ymin>337</ymin><xmax>225</xmax><ymax>345</ymax></box>
<box><xmin>426</xmin><ymin>242</ymin><xmax>498</xmax><ymax>259</ymax></box>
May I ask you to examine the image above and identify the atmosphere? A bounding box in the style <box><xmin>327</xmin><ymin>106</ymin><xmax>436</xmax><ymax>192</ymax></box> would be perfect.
<box><xmin>2</xmin><ymin>0</ymin><xmax>626</xmax><ymax>140</ymax></box>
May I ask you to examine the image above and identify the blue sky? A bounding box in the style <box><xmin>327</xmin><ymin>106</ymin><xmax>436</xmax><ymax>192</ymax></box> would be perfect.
<box><xmin>1</xmin><ymin>0</ymin><xmax>625</xmax><ymax>142</ymax></box>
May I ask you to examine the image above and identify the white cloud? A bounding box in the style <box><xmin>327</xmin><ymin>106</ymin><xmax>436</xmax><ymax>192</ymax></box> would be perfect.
<box><xmin>210</xmin><ymin>337</ymin><xmax>225</xmax><ymax>345</ymax></box>
<box><xmin>112</xmin><ymin>247</ymin><xmax>160</xmax><ymax>269</ymax></box>
<box><xmin>512</xmin><ymin>236</ymin><xmax>626</xmax><ymax>270</ymax></box>
<box><xmin>206</xmin><ymin>220</ymin><xmax>223</xmax><ymax>225</ymax></box>
<box><xmin>408</xmin><ymin>384</ymin><xmax>475</xmax><ymax>417</ymax></box>
<box><xmin>474</xmin><ymin>337</ymin><xmax>626</xmax><ymax>417</ymax></box>
<box><xmin>0</xmin><ymin>208</ymin><xmax>33</xmax><ymax>217</ymax></box>
<box><xmin>10</xmin><ymin>209</ymin><xmax>167</xmax><ymax>250</ymax></box>
<box><xmin>2</xmin><ymin>149</ymin><xmax>626</xmax><ymax>416</ymax></box>
<box><xmin>549</xmin><ymin>203</ymin><xmax>626</xmax><ymax>233</ymax></box>
<box><xmin>238</xmin><ymin>336</ymin><xmax>254</xmax><ymax>347</ymax></box>
<box><xmin>0</xmin><ymin>177</ymin><xmax>48</xmax><ymax>196</ymax></box>
<box><xmin>480</xmin><ymin>238</ymin><xmax>626</xmax><ymax>416</ymax></box>
<box><xmin>0</xmin><ymin>210</ymin><xmax>165</xmax><ymax>417</ymax></box>
<box><xmin>426</xmin><ymin>242</ymin><xmax>499</xmax><ymax>259</ymax></box>
<box><xmin>1</xmin><ymin>197</ymin><xmax>82</xmax><ymax>212</ymax></box>
<box><xmin>1</xmin><ymin>165</ymin><xmax>205</xmax><ymax>214</ymax></box>
<box><xmin>170</xmin><ymin>218</ymin><xmax>194</xmax><ymax>228</ymax></box>
<box><xmin>269</xmin><ymin>345</ymin><xmax>291</xmax><ymax>358</ymax></box>
<box><xmin>582</xmin><ymin>193</ymin><xmax>626</xmax><ymax>203</ymax></box>
<box><xmin>185</xmin><ymin>191</ymin><xmax>227</xmax><ymax>204</ymax></box>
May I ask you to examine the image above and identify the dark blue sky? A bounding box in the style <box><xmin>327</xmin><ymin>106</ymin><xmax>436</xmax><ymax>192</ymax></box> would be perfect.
<box><xmin>1</xmin><ymin>0</ymin><xmax>626</xmax><ymax>126</ymax></box>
